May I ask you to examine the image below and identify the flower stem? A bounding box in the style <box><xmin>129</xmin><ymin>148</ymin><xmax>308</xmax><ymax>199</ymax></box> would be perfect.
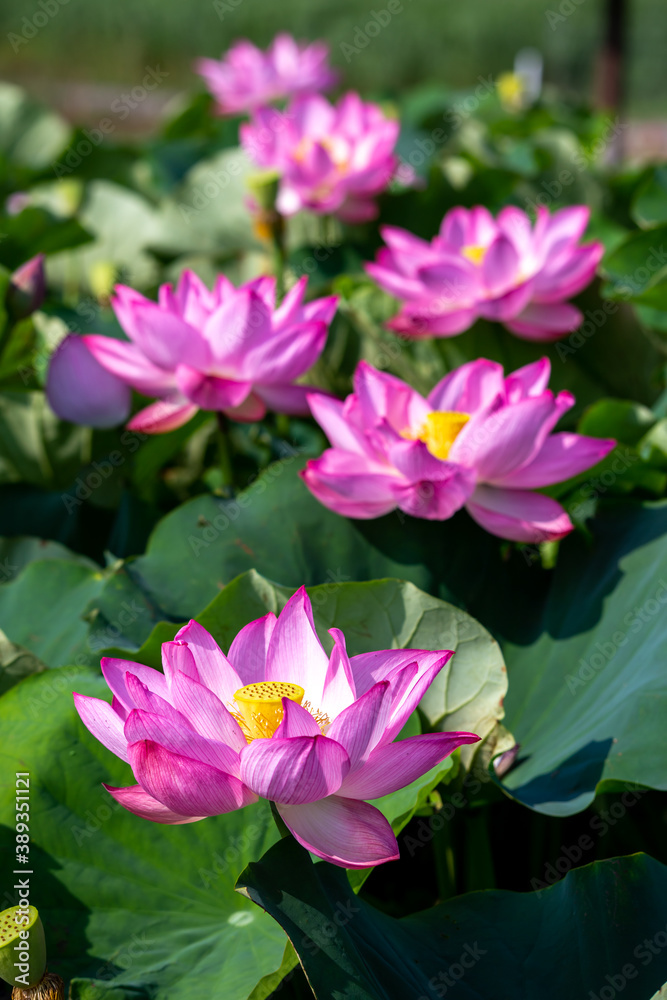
<box><xmin>271</xmin><ymin>212</ymin><xmax>287</xmax><ymax>301</ymax></box>
<box><xmin>269</xmin><ymin>801</ymin><xmax>291</xmax><ymax>838</ymax></box>
<box><xmin>215</xmin><ymin>411</ymin><xmax>233</xmax><ymax>490</ymax></box>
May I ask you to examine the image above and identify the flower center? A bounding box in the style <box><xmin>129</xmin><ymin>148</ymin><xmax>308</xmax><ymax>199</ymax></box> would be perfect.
<box><xmin>404</xmin><ymin>410</ymin><xmax>470</xmax><ymax>460</ymax></box>
<box><xmin>233</xmin><ymin>681</ymin><xmax>305</xmax><ymax>741</ymax></box>
<box><xmin>461</xmin><ymin>244</ymin><xmax>488</xmax><ymax>266</ymax></box>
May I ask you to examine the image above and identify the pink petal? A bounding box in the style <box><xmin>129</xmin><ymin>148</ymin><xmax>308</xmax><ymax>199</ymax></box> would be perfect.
<box><xmin>387</xmin><ymin>306</ymin><xmax>477</xmax><ymax>338</ymax></box>
<box><xmin>101</xmin><ymin>657</ymin><xmax>168</xmax><ymax>709</ymax></box>
<box><xmin>227</xmin><ymin>612</ymin><xmax>277</xmax><ymax>687</ymax></box>
<box><xmin>349</xmin><ymin>649</ymin><xmax>445</xmax><ymax>697</ymax></box>
<box><xmin>326</xmin><ymin>681</ymin><xmax>391</xmax><ymax>769</ymax></box>
<box><xmin>272</xmin><ymin>277</ymin><xmax>308</xmax><ymax>329</ymax></box>
<box><xmin>243</xmin><ymin>321</ymin><xmax>329</xmax><ymax>385</ymax></box>
<box><xmin>531</xmin><ymin>243</ymin><xmax>603</xmax><ymax>302</ymax></box>
<box><xmin>416</xmin><ymin>260</ymin><xmax>479</xmax><ymax>305</ymax></box>
<box><xmin>82</xmin><ymin>335</ymin><xmax>175</xmax><ymax>397</ymax></box>
<box><xmin>161</xmin><ymin>640</ymin><xmax>199</xmax><ymax>683</ymax></box>
<box><xmin>103</xmin><ymin>783</ymin><xmax>203</xmax><ymax>824</ymax></box>
<box><xmin>537</xmin><ymin>206</ymin><xmax>590</xmax><ymax>258</ymax></box>
<box><xmin>224</xmin><ymin>391</ymin><xmax>267</xmax><ymax>422</ymax></box>
<box><xmin>124</xmin><ymin>672</ymin><xmax>195</xmax><ymax>731</ymax></box>
<box><xmin>274</xmin><ymin>698</ymin><xmax>322</xmax><ymax>739</ymax></box>
<box><xmin>46</xmin><ymin>335</ymin><xmax>131</xmax><ymax>429</ymax></box>
<box><xmin>452</xmin><ymin>391</ymin><xmax>567</xmax><ymax>481</ymax></box>
<box><xmin>353</xmin><ymin>360</ymin><xmax>430</xmax><ymax>432</ymax></box>
<box><xmin>503</xmin><ymin>358</ymin><xmax>551</xmax><ymax>403</ymax></box>
<box><xmin>301</xmin><ymin>451</ymin><xmax>400</xmax><ymax>519</ymax></box>
<box><xmin>476</xmin><ymin>280</ymin><xmax>534</xmax><ymax>322</ymax></box>
<box><xmin>320</xmin><ymin>627</ymin><xmax>357</xmax><ymax>720</ymax></box>
<box><xmin>365</xmin><ymin>259</ymin><xmax>429</xmax><ymax>300</ymax></box>
<box><xmin>73</xmin><ymin>693</ymin><xmax>129</xmax><ymax>762</ymax></box>
<box><xmin>493</xmin><ymin>432</ymin><xmax>616</xmax><ymax>488</ymax></box>
<box><xmin>277</xmin><ymin>795</ymin><xmax>399</xmax><ymax>868</ymax></box>
<box><xmin>338</xmin><ymin>731</ymin><xmax>480</xmax><ymax>799</ymax></box>
<box><xmin>301</xmin><ymin>295</ymin><xmax>339</xmax><ymax>325</ymax></box>
<box><xmin>504</xmin><ymin>302</ymin><xmax>583</xmax><ymax>342</ymax></box>
<box><xmin>175</xmin><ymin>366</ymin><xmax>251</xmax><ymax>410</ymax></box>
<box><xmin>466</xmin><ymin>485</ymin><xmax>574</xmax><ymax>542</ymax></box>
<box><xmin>124</xmin><ymin>709</ymin><xmax>242</xmax><ymax>776</ymax></box>
<box><xmin>252</xmin><ymin>383</ymin><xmax>308</xmax><ymax>416</ymax></box>
<box><xmin>174</xmin><ymin>619</ymin><xmax>244</xmax><ymax>703</ymax></box>
<box><xmin>382</xmin><ymin>653</ymin><xmax>454</xmax><ymax>745</ymax></box>
<box><xmin>239</xmin><ymin>734</ymin><xmax>349</xmax><ymax>804</ymax></box>
<box><xmin>481</xmin><ymin>235</ymin><xmax>520</xmax><ymax>297</ymax></box>
<box><xmin>127</xmin><ymin>398</ymin><xmax>199</xmax><ymax>434</ymax></box>
<box><xmin>124</xmin><ymin>301</ymin><xmax>210</xmax><ymax>371</ymax></box>
<box><xmin>202</xmin><ymin>290</ymin><xmax>272</xmax><ymax>372</ymax></box>
<box><xmin>265</xmin><ymin>586</ymin><xmax>329</xmax><ymax>705</ymax></box>
<box><xmin>427</xmin><ymin>358</ymin><xmax>504</xmax><ymax>413</ymax></box>
<box><xmin>168</xmin><ymin>669</ymin><xmax>247</xmax><ymax>752</ymax></box>
<box><xmin>129</xmin><ymin>740</ymin><xmax>256</xmax><ymax>816</ymax></box>
<box><xmin>307</xmin><ymin>392</ymin><xmax>371</xmax><ymax>455</ymax></box>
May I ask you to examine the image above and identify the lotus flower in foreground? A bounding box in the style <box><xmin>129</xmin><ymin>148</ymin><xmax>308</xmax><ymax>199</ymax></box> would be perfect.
<box><xmin>241</xmin><ymin>92</ymin><xmax>399</xmax><ymax>222</ymax></box>
<box><xmin>366</xmin><ymin>205</ymin><xmax>604</xmax><ymax>341</ymax></box>
<box><xmin>195</xmin><ymin>34</ymin><xmax>338</xmax><ymax>116</ymax></box>
<box><xmin>47</xmin><ymin>271</ymin><xmax>337</xmax><ymax>433</ymax></box>
<box><xmin>74</xmin><ymin>587</ymin><xmax>479</xmax><ymax>868</ymax></box>
<box><xmin>302</xmin><ymin>358</ymin><xmax>615</xmax><ymax>542</ymax></box>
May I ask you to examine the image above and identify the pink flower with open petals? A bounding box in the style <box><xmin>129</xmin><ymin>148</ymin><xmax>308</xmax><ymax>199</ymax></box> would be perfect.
<box><xmin>196</xmin><ymin>34</ymin><xmax>338</xmax><ymax>116</ymax></box>
<box><xmin>241</xmin><ymin>92</ymin><xmax>400</xmax><ymax>222</ymax></box>
<box><xmin>302</xmin><ymin>359</ymin><xmax>615</xmax><ymax>543</ymax></box>
<box><xmin>74</xmin><ymin>587</ymin><xmax>479</xmax><ymax>869</ymax></box>
<box><xmin>366</xmin><ymin>205</ymin><xmax>604</xmax><ymax>341</ymax></box>
<box><xmin>46</xmin><ymin>270</ymin><xmax>337</xmax><ymax>433</ymax></box>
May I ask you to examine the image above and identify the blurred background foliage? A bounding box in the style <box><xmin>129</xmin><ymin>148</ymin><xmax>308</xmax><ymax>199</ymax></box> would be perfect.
<box><xmin>0</xmin><ymin>0</ymin><xmax>666</xmax><ymax>117</ymax></box>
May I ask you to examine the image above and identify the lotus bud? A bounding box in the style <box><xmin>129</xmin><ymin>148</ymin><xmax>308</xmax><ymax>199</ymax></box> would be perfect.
<box><xmin>7</xmin><ymin>255</ymin><xmax>46</xmax><ymax>321</ymax></box>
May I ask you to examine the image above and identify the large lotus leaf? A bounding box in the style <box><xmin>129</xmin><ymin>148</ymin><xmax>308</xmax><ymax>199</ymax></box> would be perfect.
<box><xmin>238</xmin><ymin>837</ymin><xmax>667</xmax><ymax>1000</ymax></box>
<box><xmin>0</xmin><ymin>666</ymin><xmax>285</xmax><ymax>998</ymax></box>
<box><xmin>500</xmin><ymin>500</ymin><xmax>667</xmax><ymax>815</ymax></box>
<box><xmin>0</xmin><ymin>559</ymin><xmax>107</xmax><ymax>666</ymax></box>
<box><xmin>600</xmin><ymin>224</ymin><xmax>667</xmax><ymax>302</ymax></box>
<box><xmin>113</xmin><ymin>457</ymin><xmax>545</xmax><ymax>639</ymax></box>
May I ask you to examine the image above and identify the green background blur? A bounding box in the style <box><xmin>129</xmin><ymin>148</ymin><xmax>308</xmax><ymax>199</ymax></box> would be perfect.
<box><xmin>1</xmin><ymin>0</ymin><xmax>666</xmax><ymax>117</ymax></box>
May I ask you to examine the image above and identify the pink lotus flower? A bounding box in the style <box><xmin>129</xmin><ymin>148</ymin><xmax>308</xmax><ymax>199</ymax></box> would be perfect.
<box><xmin>302</xmin><ymin>358</ymin><xmax>615</xmax><ymax>542</ymax></box>
<box><xmin>47</xmin><ymin>270</ymin><xmax>337</xmax><ymax>433</ymax></box>
<box><xmin>241</xmin><ymin>92</ymin><xmax>400</xmax><ymax>222</ymax></box>
<box><xmin>195</xmin><ymin>34</ymin><xmax>338</xmax><ymax>116</ymax></box>
<box><xmin>74</xmin><ymin>587</ymin><xmax>479</xmax><ymax>868</ymax></box>
<box><xmin>366</xmin><ymin>205</ymin><xmax>604</xmax><ymax>341</ymax></box>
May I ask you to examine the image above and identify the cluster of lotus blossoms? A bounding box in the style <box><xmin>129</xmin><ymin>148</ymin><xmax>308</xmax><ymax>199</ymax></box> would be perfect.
<box><xmin>74</xmin><ymin>587</ymin><xmax>479</xmax><ymax>868</ymax></box>
<box><xmin>367</xmin><ymin>205</ymin><xmax>604</xmax><ymax>341</ymax></box>
<box><xmin>196</xmin><ymin>34</ymin><xmax>400</xmax><ymax>222</ymax></box>
<box><xmin>302</xmin><ymin>358</ymin><xmax>615</xmax><ymax>543</ymax></box>
<box><xmin>47</xmin><ymin>271</ymin><xmax>337</xmax><ymax>432</ymax></box>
